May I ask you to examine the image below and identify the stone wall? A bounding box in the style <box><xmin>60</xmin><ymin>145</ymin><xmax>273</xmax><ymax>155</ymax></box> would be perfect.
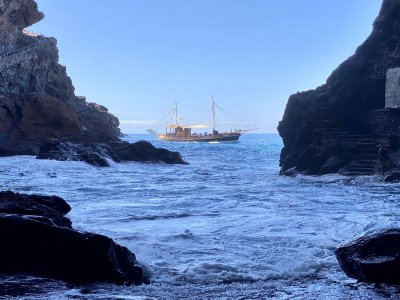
<box><xmin>385</xmin><ymin>68</ymin><xmax>400</xmax><ymax>108</ymax></box>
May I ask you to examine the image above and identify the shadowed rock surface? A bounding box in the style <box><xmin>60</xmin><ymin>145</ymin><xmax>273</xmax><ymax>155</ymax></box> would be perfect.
<box><xmin>336</xmin><ymin>229</ymin><xmax>400</xmax><ymax>284</ymax></box>
<box><xmin>278</xmin><ymin>0</ymin><xmax>400</xmax><ymax>176</ymax></box>
<box><xmin>0</xmin><ymin>191</ymin><xmax>147</xmax><ymax>285</ymax></box>
<box><xmin>37</xmin><ymin>140</ymin><xmax>188</xmax><ymax>166</ymax></box>
<box><xmin>0</xmin><ymin>191</ymin><xmax>71</xmax><ymax>227</ymax></box>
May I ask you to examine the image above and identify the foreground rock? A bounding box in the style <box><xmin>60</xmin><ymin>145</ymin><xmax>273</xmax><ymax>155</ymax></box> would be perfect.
<box><xmin>0</xmin><ymin>191</ymin><xmax>71</xmax><ymax>227</ymax></box>
<box><xmin>278</xmin><ymin>0</ymin><xmax>400</xmax><ymax>176</ymax></box>
<box><xmin>0</xmin><ymin>191</ymin><xmax>147</xmax><ymax>285</ymax></box>
<box><xmin>37</xmin><ymin>140</ymin><xmax>188</xmax><ymax>166</ymax></box>
<box><xmin>335</xmin><ymin>229</ymin><xmax>400</xmax><ymax>284</ymax></box>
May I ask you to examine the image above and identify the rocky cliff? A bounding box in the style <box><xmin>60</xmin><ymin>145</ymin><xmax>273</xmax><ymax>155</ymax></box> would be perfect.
<box><xmin>0</xmin><ymin>0</ymin><xmax>120</xmax><ymax>155</ymax></box>
<box><xmin>278</xmin><ymin>0</ymin><xmax>400</xmax><ymax>176</ymax></box>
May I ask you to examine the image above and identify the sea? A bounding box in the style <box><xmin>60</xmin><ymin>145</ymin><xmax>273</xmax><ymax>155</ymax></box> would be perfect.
<box><xmin>0</xmin><ymin>133</ymin><xmax>400</xmax><ymax>300</ymax></box>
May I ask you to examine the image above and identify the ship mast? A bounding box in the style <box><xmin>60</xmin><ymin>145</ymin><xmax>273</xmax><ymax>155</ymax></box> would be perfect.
<box><xmin>174</xmin><ymin>103</ymin><xmax>179</xmax><ymax>127</ymax></box>
<box><xmin>211</xmin><ymin>96</ymin><xmax>216</xmax><ymax>133</ymax></box>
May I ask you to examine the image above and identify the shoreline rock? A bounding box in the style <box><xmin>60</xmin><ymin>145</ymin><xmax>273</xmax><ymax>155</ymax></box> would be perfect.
<box><xmin>278</xmin><ymin>0</ymin><xmax>400</xmax><ymax>176</ymax></box>
<box><xmin>0</xmin><ymin>191</ymin><xmax>148</xmax><ymax>285</ymax></box>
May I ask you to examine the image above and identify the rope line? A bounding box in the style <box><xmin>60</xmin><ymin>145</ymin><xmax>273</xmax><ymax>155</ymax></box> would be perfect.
<box><xmin>0</xmin><ymin>37</ymin><xmax>42</xmax><ymax>60</ymax></box>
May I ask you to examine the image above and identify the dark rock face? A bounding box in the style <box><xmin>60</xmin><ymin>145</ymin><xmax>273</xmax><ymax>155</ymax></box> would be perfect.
<box><xmin>0</xmin><ymin>191</ymin><xmax>146</xmax><ymax>285</ymax></box>
<box><xmin>336</xmin><ymin>229</ymin><xmax>400</xmax><ymax>284</ymax></box>
<box><xmin>278</xmin><ymin>0</ymin><xmax>400</xmax><ymax>175</ymax></box>
<box><xmin>37</xmin><ymin>140</ymin><xmax>188</xmax><ymax>166</ymax></box>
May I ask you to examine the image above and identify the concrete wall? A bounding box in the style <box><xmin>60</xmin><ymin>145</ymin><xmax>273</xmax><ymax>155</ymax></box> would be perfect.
<box><xmin>385</xmin><ymin>67</ymin><xmax>400</xmax><ymax>108</ymax></box>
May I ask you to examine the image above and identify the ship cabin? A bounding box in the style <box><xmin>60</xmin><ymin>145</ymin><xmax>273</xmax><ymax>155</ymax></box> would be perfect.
<box><xmin>166</xmin><ymin>124</ymin><xmax>210</xmax><ymax>137</ymax></box>
<box><xmin>174</xmin><ymin>126</ymin><xmax>191</xmax><ymax>137</ymax></box>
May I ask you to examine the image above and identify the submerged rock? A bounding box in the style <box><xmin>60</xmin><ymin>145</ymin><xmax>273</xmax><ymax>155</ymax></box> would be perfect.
<box><xmin>0</xmin><ymin>191</ymin><xmax>147</xmax><ymax>285</ymax></box>
<box><xmin>278</xmin><ymin>0</ymin><xmax>400</xmax><ymax>176</ymax></box>
<box><xmin>335</xmin><ymin>229</ymin><xmax>400</xmax><ymax>284</ymax></box>
<box><xmin>37</xmin><ymin>140</ymin><xmax>188</xmax><ymax>166</ymax></box>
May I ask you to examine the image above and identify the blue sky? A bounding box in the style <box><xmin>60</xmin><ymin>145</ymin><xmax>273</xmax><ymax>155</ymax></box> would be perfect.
<box><xmin>31</xmin><ymin>0</ymin><xmax>382</xmax><ymax>133</ymax></box>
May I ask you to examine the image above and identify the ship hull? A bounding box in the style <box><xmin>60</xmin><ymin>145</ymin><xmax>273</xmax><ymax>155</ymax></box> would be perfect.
<box><xmin>159</xmin><ymin>133</ymin><xmax>241</xmax><ymax>142</ymax></box>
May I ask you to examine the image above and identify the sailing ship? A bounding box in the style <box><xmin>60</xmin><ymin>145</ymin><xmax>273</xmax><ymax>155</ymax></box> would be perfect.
<box><xmin>151</xmin><ymin>98</ymin><xmax>249</xmax><ymax>142</ymax></box>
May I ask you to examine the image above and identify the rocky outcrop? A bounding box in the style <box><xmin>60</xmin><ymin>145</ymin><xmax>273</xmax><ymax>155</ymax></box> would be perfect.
<box><xmin>0</xmin><ymin>0</ymin><xmax>44</xmax><ymax>30</ymax></box>
<box><xmin>0</xmin><ymin>0</ymin><xmax>187</xmax><ymax>165</ymax></box>
<box><xmin>0</xmin><ymin>191</ymin><xmax>147</xmax><ymax>285</ymax></box>
<box><xmin>36</xmin><ymin>140</ymin><xmax>188</xmax><ymax>167</ymax></box>
<box><xmin>278</xmin><ymin>0</ymin><xmax>400</xmax><ymax>176</ymax></box>
<box><xmin>0</xmin><ymin>0</ymin><xmax>121</xmax><ymax>155</ymax></box>
<box><xmin>0</xmin><ymin>190</ymin><xmax>71</xmax><ymax>227</ymax></box>
<box><xmin>336</xmin><ymin>229</ymin><xmax>400</xmax><ymax>284</ymax></box>
<box><xmin>108</xmin><ymin>140</ymin><xmax>188</xmax><ymax>164</ymax></box>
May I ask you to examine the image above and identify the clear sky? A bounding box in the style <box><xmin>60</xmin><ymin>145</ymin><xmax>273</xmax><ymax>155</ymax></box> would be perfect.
<box><xmin>31</xmin><ymin>0</ymin><xmax>382</xmax><ymax>133</ymax></box>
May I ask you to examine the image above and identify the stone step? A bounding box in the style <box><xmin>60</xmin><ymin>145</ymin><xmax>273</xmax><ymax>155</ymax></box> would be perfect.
<box><xmin>346</xmin><ymin>167</ymin><xmax>376</xmax><ymax>172</ymax></box>
<box><xmin>356</xmin><ymin>143</ymin><xmax>379</xmax><ymax>147</ymax></box>
<box><xmin>350</xmin><ymin>165</ymin><xmax>377</xmax><ymax>169</ymax></box>
<box><xmin>358</xmin><ymin>154</ymin><xmax>378</xmax><ymax>158</ymax></box>
<box><xmin>351</xmin><ymin>163</ymin><xmax>377</xmax><ymax>168</ymax></box>
<box><xmin>356</xmin><ymin>151</ymin><xmax>378</xmax><ymax>156</ymax></box>
<box><xmin>344</xmin><ymin>165</ymin><xmax>376</xmax><ymax>170</ymax></box>
<box><xmin>341</xmin><ymin>171</ymin><xmax>375</xmax><ymax>176</ymax></box>
<box><xmin>318</xmin><ymin>127</ymin><xmax>341</xmax><ymax>131</ymax></box>
<box><xmin>357</xmin><ymin>160</ymin><xmax>378</xmax><ymax>164</ymax></box>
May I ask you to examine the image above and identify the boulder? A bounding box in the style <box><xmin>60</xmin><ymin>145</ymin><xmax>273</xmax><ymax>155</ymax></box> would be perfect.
<box><xmin>335</xmin><ymin>229</ymin><xmax>400</xmax><ymax>284</ymax></box>
<box><xmin>0</xmin><ymin>191</ymin><xmax>71</xmax><ymax>227</ymax></box>
<box><xmin>0</xmin><ymin>191</ymin><xmax>147</xmax><ymax>285</ymax></box>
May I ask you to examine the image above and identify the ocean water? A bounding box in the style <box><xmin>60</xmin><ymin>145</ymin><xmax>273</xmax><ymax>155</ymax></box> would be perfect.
<box><xmin>1</xmin><ymin>133</ymin><xmax>400</xmax><ymax>299</ymax></box>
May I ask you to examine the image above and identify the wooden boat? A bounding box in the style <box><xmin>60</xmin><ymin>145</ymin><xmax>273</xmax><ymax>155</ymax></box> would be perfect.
<box><xmin>152</xmin><ymin>98</ymin><xmax>249</xmax><ymax>142</ymax></box>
